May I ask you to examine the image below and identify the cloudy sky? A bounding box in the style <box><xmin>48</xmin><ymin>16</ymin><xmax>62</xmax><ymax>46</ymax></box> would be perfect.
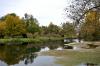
<box><xmin>0</xmin><ymin>0</ymin><xmax>71</xmax><ymax>26</ymax></box>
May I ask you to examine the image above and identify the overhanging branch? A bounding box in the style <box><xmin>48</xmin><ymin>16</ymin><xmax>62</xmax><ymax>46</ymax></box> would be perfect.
<box><xmin>76</xmin><ymin>5</ymin><xmax>100</xmax><ymax>25</ymax></box>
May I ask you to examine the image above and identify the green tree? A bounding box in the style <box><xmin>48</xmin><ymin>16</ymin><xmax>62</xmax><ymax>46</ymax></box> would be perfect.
<box><xmin>47</xmin><ymin>22</ymin><xmax>61</xmax><ymax>37</ymax></box>
<box><xmin>40</xmin><ymin>26</ymin><xmax>48</xmax><ymax>36</ymax></box>
<box><xmin>24</xmin><ymin>13</ymin><xmax>40</xmax><ymax>34</ymax></box>
<box><xmin>40</xmin><ymin>22</ymin><xmax>61</xmax><ymax>37</ymax></box>
<box><xmin>61</xmin><ymin>22</ymin><xmax>76</xmax><ymax>38</ymax></box>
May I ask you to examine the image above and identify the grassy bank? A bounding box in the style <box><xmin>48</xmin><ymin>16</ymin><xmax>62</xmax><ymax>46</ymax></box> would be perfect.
<box><xmin>0</xmin><ymin>37</ymin><xmax>63</xmax><ymax>44</ymax></box>
<box><xmin>41</xmin><ymin>47</ymin><xmax>100</xmax><ymax>66</ymax></box>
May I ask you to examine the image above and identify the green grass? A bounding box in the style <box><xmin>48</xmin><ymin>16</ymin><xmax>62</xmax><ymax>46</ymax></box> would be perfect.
<box><xmin>0</xmin><ymin>37</ymin><xmax>63</xmax><ymax>44</ymax></box>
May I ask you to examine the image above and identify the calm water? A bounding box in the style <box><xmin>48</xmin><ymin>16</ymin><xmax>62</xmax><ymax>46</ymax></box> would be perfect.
<box><xmin>0</xmin><ymin>40</ymin><xmax>99</xmax><ymax>66</ymax></box>
<box><xmin>0</xmin><ymin>41</ymin><xmax>63</xmax><ymax>66</ymax></box>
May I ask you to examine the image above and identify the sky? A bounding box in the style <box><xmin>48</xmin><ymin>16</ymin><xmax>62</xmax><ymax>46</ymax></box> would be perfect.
<box><xmin>0</xmin><ymin>0</ymin><xmax>71</xmax><ymax>26</ymax></box>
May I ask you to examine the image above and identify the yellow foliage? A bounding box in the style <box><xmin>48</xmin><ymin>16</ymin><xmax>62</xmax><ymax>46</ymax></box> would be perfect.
<box><xmin>5</xmin><ymin>15</ymin><xmax>26</xmax><ymax>35</ymax></box>
<box><xmin>0</xmin><ymin>21</ymin><xmax>6</xmax><ymax>33</ymax></box>
<box><xmin>80</xmin><ymin>10</ymin><xmax>100</xmax><ymax>40</ymax></box>
<box><xmin>85</xmin><ymin>10</ymin><xmax>99</xmax><ymax>24</ymax></box>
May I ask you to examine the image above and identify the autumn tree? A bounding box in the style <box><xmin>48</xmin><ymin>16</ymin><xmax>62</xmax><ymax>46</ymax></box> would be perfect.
<box><xmin>80</xmin><ymin>10</ymin><xmax>100</xmax><ymax>41</ymax></box>
<box><xmin>65</xmin><ymin>0</ymin><xmax>100</xmax><ymax>25</ymax></box>
<box><xmin>0</xmin><ymin>21</ymin><xmax>6</xmax><ymax>38</ymax></box>
<box><xmin>4</xmin><ymin>14</ymin><xmax>26</xmax><ymax>37</ymax></box>
<box><xmin>65</xmin><ymin>0</ymin><xmax>100</xmax><ymax>41</ymax></box>
<box><xmin>0</xmin><ymin>13</ymin><xmax>41</xmax><ymax>38</ymax></box>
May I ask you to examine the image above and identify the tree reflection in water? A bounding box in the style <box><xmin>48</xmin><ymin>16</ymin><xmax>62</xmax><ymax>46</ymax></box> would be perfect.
<box><xmin>24</xmin><ymin>53</ymin><xmax>37</xmax><ymax>65</ymax></box>
<box><xmin>85</xmin><ymin>63</ymin><xmax>98</xmax><ymax>66</ymax></box>
<box><xmin>0</xmin><ymin>45</ymin><xmax>40</xmax><ymax>65</ymax></box>
<box><xmin>0</xmin><ymin>41</ymin><xmax>63</xmax><ymax>66</ymax></box>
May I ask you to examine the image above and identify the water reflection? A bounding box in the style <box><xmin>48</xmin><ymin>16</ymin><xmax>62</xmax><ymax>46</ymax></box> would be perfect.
<box><xmin>0</xmin><ymin>45</ymin><xmax>40</xmax><ymax>65</ymax></box>
<box><xmin>40</xmin><ymin>46</ymin><xmax>63</xmax><ymax>52</ymax></box>
<box><xmin>79</xmin><ymin>63</ymin><xmax>98</xmax><ymax>66</ymax></box>
<box><xmin>85</xmin><ymin>63</ymin><xmax>98</xmax><ymax>66</ymax></box>
<box><xmin>40</xmin><ymin>47</ymin><xmax>50</xmax><ymax>52</ymax></box>
<box><xmin>24</xmin><ymin>53</ymin><xmax>37</xmax><ymax>65</ymax></box>
<box><xmin>0</xmin><ymin>42</ymin><xmax>63</xmax><ymax>66</ymax></box>
<box><xmin>0</xmin><ymin>60</ymin><xmax>7</xmax><ymax>66</ymax></box>
<box><xmin>56</xmin><ymin>47</ymin><xmax>63</xmax><ymax>50</ymax></box>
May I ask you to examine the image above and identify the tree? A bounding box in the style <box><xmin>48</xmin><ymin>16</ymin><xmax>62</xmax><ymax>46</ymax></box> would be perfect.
<box><xmin>80</xmin><ymin>10</ymin><xmax>100</xmax><ymax>41</ymax></box>
<box><xmin>48</xmin><ymin>22</ymin><xmax>60</xmax><ymax>33</ymax></box>
<box><xmin>65</xmin><ymin>0</ymin><xmax>100</xmax><ymax>25</ymax></box>
<box><xmin>47</xmin><ymin>22</ymin><xmax>61</xmax><ymax>37</ymax></box>
<box><xmin>40</xmin><ymin>26</ymin><xmax>48</xmax><ymax>35</ymax></box>
<box><xmin>4</xmin><ymin>14</ymin><xmax>26</xmax><ymax>37</ymax></box>
<box><xmin>24</xmin><ymin>13</ymin><xmax>40</xmax><ymax>34</ymax></box>
<box><xmin>0</xmin><ymin>21</ymin><xmax>6</xmax><ymax>38</ymax></box>
<box><xmin>40</xmin><ymin>22</ymin><xmax>61</xmax><ymax>37</ymax></box>
<box><xmin>0</xmin><ymin>13</ymin><xmax>16</xmax><ymax>21</ymax></box>
<box><xmin>61</xmin><ymin>22</ymin><xmax>76</xmax><ymax>38</ymax></box>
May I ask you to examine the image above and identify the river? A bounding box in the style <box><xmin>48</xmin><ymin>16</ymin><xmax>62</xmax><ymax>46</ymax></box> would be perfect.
<box><xmin>0</xmin><ymin>41</ymin><xmax>99</xmax><ymax>66</ymax></box>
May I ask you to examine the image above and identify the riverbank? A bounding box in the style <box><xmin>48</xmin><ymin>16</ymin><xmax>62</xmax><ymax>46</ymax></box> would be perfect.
<box><xmin>41</xmin><ymin>42</ymin><xmax>100</xmax><ymax>66</ymax></box>
<box><xmin>0</xmin><ymin>37</ymin><xmax>63</xmax><ymax>45</ymax></box>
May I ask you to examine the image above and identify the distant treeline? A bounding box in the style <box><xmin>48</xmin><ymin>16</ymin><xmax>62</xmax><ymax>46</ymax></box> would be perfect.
<box><xmin>0</xmin><ymin>11</ymin><xmax>100</xmax><ymax>41</ymax></box>
<box><xmin>0</xmin><ymin>13</ymin><xmax>76</xmax><ymax>38</ymax></box>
